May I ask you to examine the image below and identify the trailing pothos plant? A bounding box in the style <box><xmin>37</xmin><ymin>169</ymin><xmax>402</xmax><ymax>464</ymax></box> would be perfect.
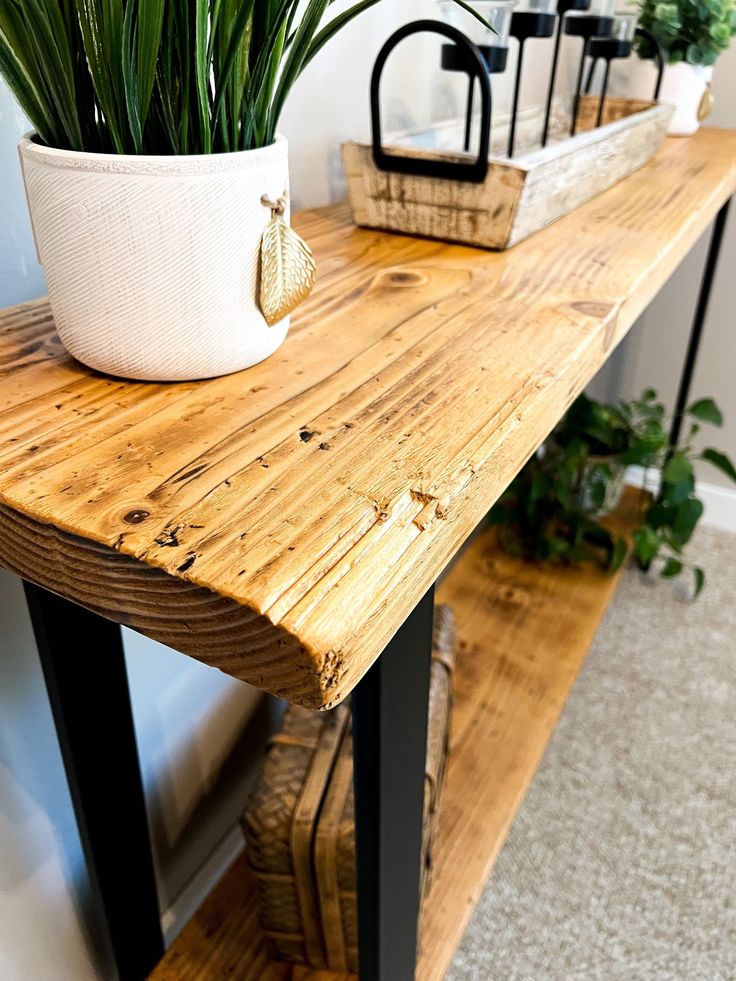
<box><xmin>490</xmin><ymin>389</ymin><xmax>736</xmax><ymax>596</ymax></box>
<box><xmin>0</xmin><ymin>0</ymin><xmax>488</xmax><ymax>155</ymax></box>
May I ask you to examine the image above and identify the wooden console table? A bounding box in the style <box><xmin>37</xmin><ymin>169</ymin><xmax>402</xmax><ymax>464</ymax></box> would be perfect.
<box><xmin>0</xmin><ymin>128</ymin><xmax>734</xmax><ymax>981</ymax></box>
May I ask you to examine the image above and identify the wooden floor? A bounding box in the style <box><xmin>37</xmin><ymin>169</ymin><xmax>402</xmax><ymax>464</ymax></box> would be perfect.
<box><xmin>151</xmin><ymin>491</ymin><xmax>641</xmax><ymax>981</ymax></box>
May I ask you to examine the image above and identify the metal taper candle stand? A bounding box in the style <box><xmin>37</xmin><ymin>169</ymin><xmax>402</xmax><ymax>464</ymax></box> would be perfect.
<box><xmin>508</xmin><ymin>10</ymin><xmax>557</xmax><ymax>157</ymax></box>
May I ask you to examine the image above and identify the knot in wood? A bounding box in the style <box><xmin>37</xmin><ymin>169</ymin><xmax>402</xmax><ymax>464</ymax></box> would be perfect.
<box><xmin>123</xmin><ymin>509</ymin><xmax>150</xmax><ymax>524</ymax></box>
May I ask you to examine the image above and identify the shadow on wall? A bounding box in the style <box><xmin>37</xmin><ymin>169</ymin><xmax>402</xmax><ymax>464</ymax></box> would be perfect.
<box><xmin>0</xmin><ymin>570</ymin><xmax>107</xmax><ymax>980</ymax></box>
<box><xmin>0</xmin><ymin>85</ymin><xmax>45</xmax><ymax>303</ymax></box>
<box><xmin>123</xmin><ymin>629</ymin><xmax>274</xmax><ymax>915</ymax></box>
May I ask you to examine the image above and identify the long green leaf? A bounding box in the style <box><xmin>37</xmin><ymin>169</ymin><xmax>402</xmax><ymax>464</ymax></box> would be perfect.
<box><xmin>74</xmin><ymin>0</ymin><xmax>125</xmax><ymax>152</ymax></box>
<box><xmin>211</xmin><ymin>0</ymin><xmax>257</xmax><ymax>124</ymax></box>
<box><xmin>268</xmin><ymin>0</ymin><xmax>331</xmax><ymax>143</ymax></box>
<box><xmin>136</xmin><ymin>0</ymin><xmax>166</xmax><ymax>126</ymax></box>
<box><xmin>122</xmin><ymin>0</ymin><xmax>143</xmax><ymax>151</ymax></box>
<box><xmin>0</xmin><ymin>0</ymin><xmax>491</xmax><ymax>154</ymax></box>
<box><xmin>194</xmin><ymin>0</ymin><xmax>212</xmax><ymax>152</ymax></box>
<box><xmin>0</xmin><ymin>12</ymin><xmax>61</xmax><ymax>146</ymax></box>
<box><xmin>24</xmin><ymin>0</ymin><xmax>83</xmax><ymax>148</ymax></box>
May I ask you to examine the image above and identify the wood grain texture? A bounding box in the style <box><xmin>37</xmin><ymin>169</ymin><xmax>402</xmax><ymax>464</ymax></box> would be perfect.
<box><xmin>0</xmin><ymin>131</ymin><xmax>734</xmax><ymax>708</ymax></box>
<box><xmin>150</xmin><ymin>491</ymin><xmax>640</xmax><ymax>980</ymax></box>
<box><xmin>342</xmin><ymin>97</ymin><xmax>673</xmax><ymax>249</ymax></box>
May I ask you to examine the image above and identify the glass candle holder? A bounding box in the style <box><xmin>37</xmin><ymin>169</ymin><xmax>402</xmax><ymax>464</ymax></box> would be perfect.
<box><xmin>512</xmin><ymin>0</ymin><xmax>557</xmax><ymax>36</ymax></box>
<box><xmin>587</xmin><ymin>12</ymin><xmax>637</xmax><ymax>61</ymax></box>
<box><xmin>586</xmin><ymin>0</ymin><xmax>616</xmax><ymax>14</ymax></box>
<box><xmin>564</xmin><ymin>0</ymin><xmax>616</xmax><ymax>35</ymax></box>
<box><xmin>438</xmin><ymin>0</ymin><xmax>518</xmax><ymax>72</ymax></box>
<box><xmin>611</xmin><ymin>11</ymin><xmax>637</xmax><ymax>40</ymax></box>
<box><xmin>519</xmin><ymin>0</ymin><xmax>557</xmax><ymax>11</ymax></box>
<box><xmin>438</xmin><ymin>0</ymin><xmax>518</xmax><ymax>45</ymax></box>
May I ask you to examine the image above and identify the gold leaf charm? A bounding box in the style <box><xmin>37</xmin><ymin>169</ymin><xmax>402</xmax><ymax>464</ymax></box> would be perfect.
<box><xmin>698</xmin><ymin>83</ymin><xmax>714</xmax><ymax>122</ymax></box>
<box><xmin>259</xmin><ymin>194</ymin><xmax>316</xmax><ymax>326</ymax></box>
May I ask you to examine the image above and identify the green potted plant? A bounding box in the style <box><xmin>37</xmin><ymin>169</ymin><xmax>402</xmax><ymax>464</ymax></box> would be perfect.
<box><xmin>0</xmin><ymin>1</ymin><xmax>485</xmax><ymax>381</ymax></box>
<box><xmin>633</xmin><ymin>0</ymin><xmax>736</xmax><ymax>135</ymax></box>
<box><xmin>490</xmin><ymin>389</ymin><xmax>736</xmax><ymax>596</ymax></box>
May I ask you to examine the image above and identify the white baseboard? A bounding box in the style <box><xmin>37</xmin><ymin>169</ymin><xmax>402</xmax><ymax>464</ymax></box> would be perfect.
<box><xmin>696</xmin><ymin>480</ymin><xmax>736</xmax><ymax>533</ymax></box>
<box><xmin>160</xmin><ymin>825</ymin><xmax>245</xmax><ymax>946</ymax></box>
<box><xmin>626</xmin><ymin>466</ymin><xmax>736</xmax><ymax>533</ymax></box>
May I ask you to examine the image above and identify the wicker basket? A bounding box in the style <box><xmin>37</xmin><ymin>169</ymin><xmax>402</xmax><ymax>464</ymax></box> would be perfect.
<box><xmin>243</xmin><ymin>604</ymin><xmax>456</xmax><ymax>972</ymax></box>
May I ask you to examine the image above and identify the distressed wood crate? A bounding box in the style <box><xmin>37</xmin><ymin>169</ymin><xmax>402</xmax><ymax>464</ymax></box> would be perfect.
<box><xmin>342</xmin><ymin>95</ymin><xmax>674</xmax><ymax>250</ymax></box>
<box><xmin>242</xmin><ymin>604</ymin><xmax>456</xmax><ymax>972</ymax></box>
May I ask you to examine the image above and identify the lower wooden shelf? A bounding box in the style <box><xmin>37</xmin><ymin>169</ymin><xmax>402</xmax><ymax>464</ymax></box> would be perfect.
<box><xmin>151</xmin><ymin>490</ymin><xmax>641</xmax><ymax>981</ymax></box>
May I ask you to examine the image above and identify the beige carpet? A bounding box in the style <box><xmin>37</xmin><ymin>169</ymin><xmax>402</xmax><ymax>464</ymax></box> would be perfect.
<box><xmin>447</xmin><ymin>525</ymin><xmax>736</xmax><ymax>981</ymax></box>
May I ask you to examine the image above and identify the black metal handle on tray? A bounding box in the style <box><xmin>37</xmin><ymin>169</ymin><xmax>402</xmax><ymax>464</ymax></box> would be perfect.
<box><xmin>371</xmin><ymin>20</ymin><xmax>492</xmax><ymax>184</ymax></box>
<box><xmin>635</xmin><ymin>27</ymin><xmax>666</xmax><ymax>100</ymax></box>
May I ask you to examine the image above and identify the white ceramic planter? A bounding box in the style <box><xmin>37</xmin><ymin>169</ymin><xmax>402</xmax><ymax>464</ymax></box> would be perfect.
<box><xmin>660</xmin><ymin>62</ymin><xmax>713</xmax><ymax>136</ymax></box>
<box><xmin>18</xmin><ymin>135</ymin><xmax>291</xmax><ymax>381</ymax></box>
<box><xmin>628</xmin><ymin>58</ymin><xmax>713</xmax><ymax>136</ymax></box>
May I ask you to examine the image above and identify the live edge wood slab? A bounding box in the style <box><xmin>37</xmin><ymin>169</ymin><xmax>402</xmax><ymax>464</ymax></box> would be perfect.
<box><xmin>0</xmin><ymin>129</ymin><xmax>734</xmax><ymax>709</ymax></box>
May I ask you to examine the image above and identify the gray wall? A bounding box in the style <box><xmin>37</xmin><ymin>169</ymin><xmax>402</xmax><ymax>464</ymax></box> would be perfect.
<box><xmin>591</xmin><ymin>46</ymin><xmax>736</xmax><ymax>488</ymax></box>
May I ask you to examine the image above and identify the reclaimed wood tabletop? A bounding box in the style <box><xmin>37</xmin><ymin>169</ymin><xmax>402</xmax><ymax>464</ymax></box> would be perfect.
<box><xmin>0</xmin><ymin>128</ymin><xmax>734</xmax><ymax>708</ymax></box>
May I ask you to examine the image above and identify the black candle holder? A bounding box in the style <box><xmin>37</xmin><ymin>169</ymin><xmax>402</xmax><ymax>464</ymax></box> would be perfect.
<box><xmin>441</xmin><ymin>42</ymin><xmax>508</xmax><ymax>151</ymax></box>
<box><xmin>634</xmin><ymin>26</ymin><xmax>667</xmax><ymax>99</ymax></box>
<box><xmin>584</xmin><ymin>26</ymin><xmax>666</xmax><ymax>128</ymax></box>
<box><xmin>541</xmin><ymin>0</ymin><xmax>591</xmax><ymax>147</ymax></box>
<box><xmin>565</xmin><ymin>14</ymin><xmax>614</xmax><ymax>135</ymax></box>
<box><xmin>585</xmin><ymin>37</ymin><xmax>632</xmax><ymax>126</ymax></box>
<box><xmin>508</xmin><ymin>11</ymin><xmax>556</xmax><ymax>157</ymax></box>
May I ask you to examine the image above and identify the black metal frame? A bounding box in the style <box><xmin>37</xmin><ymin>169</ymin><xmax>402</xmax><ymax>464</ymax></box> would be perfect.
<box><xmin>372</xmin><ymin>20</ymin><xmax>492</xmax><ymax>184</ymax></box>
<box><xmin>635</xmin><ymin>26</ymin><xmax>667</xmax><ymax>101</ymax></box>
<box><xmin>668</xmin><ymin>198</ymin><xmax>732</xmax><ymax>450</ymax></box>
<box><xmin>566</xmin><ymin>15</ymin><xmax>614</xmax><ymax>136</ymax></box>
<box><xmin>584</xmin><ymin>38</ymin><xmax>633</xmax><ymax>127</ymax></box>
<box><xmin>352</xmin><ymin>587</ymin><xmax>435</xmax><ymax>980</ymax></box>
<box><xmin>508</xmin><ymin>11</ymin><xmax>556</xmax><ymax>158</ymax></box>
<box><xmin>584</xmin><ymin>28</ymin><xmax>666</xmax><ymax>125</ymax></box>
<box><xmin>542</xmin><ymin>0</ymin><xmax>591</xmax><ymax>147</ymax></box>
<box><xmin>24</xmin><ymin>583</ymin><xmax>164</xmax><ymax>981</ymax></box>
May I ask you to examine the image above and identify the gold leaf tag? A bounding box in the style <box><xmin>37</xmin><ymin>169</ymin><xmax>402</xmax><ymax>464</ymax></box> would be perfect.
<box><xmin>259</xmin><ymin>195</ymin><xmax>316</xmax><ymax>326</ymax></box>
<box><xmin>698</xmin><ymin>83</ymin><xmax>715</xmax><ymax>122</ymax></box>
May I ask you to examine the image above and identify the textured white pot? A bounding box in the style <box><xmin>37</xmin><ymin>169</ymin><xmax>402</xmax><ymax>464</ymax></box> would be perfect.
<box><xmin>18</xmin><ymin>135</ymin><xmax>291</xmax><ymax>381</ymax></box>
<box><xmin>628</xmin><ymin>58</ymin><xmax>713</xmax><ymax>136</ymax></box>
<box><xmin>660</xmin><ymin>62</ymin><xmax>713</xmax><ymax>136</ymax></box>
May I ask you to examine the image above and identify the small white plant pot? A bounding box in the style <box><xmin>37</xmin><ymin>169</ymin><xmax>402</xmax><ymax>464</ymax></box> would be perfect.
<box><xmin>18</xmin><ymin>135</ymin><xmax>291</xmax><ymax>381</ymax></box>
<box><xmin>627</xmin><ymin>58</ymin><xmax>713</xmax><ymax>137</ymax></box>
<box><xmin>660</xmin><ymin>63</ymin><xmax>713</xmax><ymax>136</ymax></box>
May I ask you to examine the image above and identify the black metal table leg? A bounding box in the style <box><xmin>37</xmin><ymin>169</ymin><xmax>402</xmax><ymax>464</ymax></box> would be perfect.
<box><xmin>24</xmin><ymin>583</ymin><xmax>164</xmax><ymax>981</ymax></box>
<box><xmin>352</xmin><ymin>586</ymin><xmax>435</xmax><ymax>981</ymax></box>
<box><xmin>669</xmin><ymin>197</ymin><xmax>732</xmax><ymax>449</ymax></box>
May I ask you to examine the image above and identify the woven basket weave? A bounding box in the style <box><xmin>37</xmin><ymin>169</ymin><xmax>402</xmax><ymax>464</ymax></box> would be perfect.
<box><xmin>243</xmin><ymin>604</ymin><xmax>456</xmax><ymax>972</ymax></box>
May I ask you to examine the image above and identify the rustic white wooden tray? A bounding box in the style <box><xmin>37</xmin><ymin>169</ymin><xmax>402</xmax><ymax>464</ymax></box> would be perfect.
<box><xmin>342</xmin><ymin>95</ymin><xmax>674</xmax><ymax>250</ymax></box>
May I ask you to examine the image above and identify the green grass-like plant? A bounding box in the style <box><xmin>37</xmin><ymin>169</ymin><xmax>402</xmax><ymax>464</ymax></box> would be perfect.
<box><xmin>0</xmin><ymin>0</ymin><xmax>486</xmax><ymax>155</ymax></box>
<box><xmin>636</xmin><ymin>0</ymin><xmax>736</xmax><ymax>66</ymax></box>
